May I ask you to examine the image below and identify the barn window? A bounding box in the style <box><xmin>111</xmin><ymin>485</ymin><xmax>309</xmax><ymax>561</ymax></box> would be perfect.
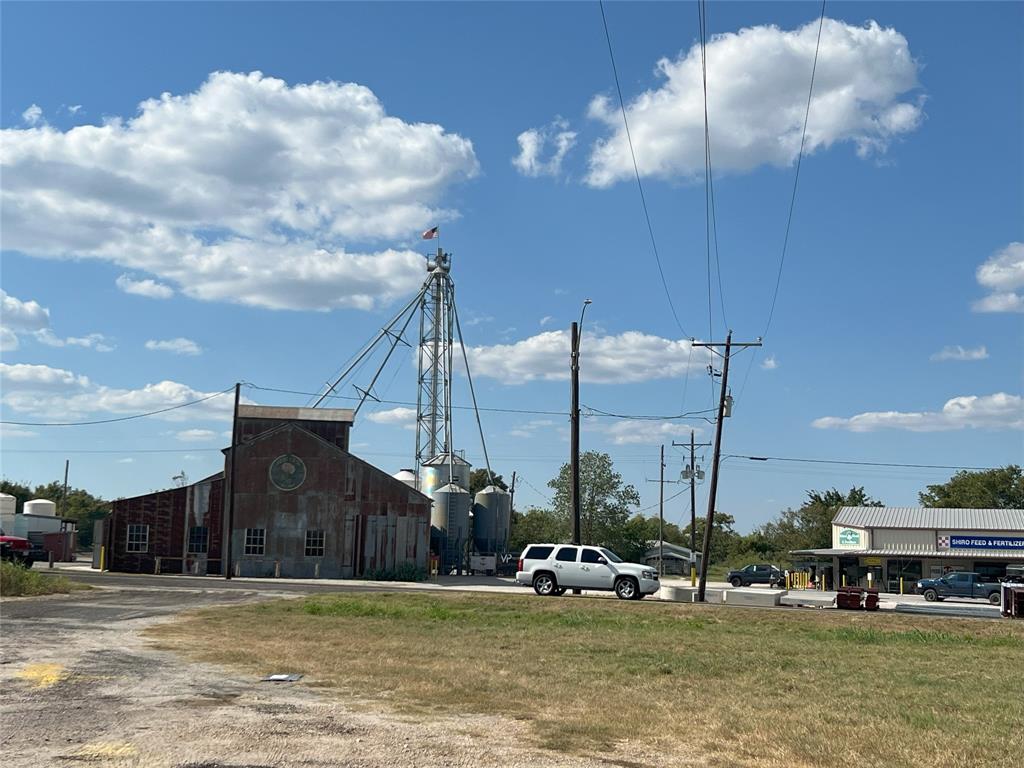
<box><xmin>304</xmin><ymin>529</ymin><xmax>325</xmax><ymax>557</ymax></box>
<box><xmin>244</xmin><ymin>528</ymin><xmax>265</xmax><ymax>556</ymax></box>
<box><xmin>187</xmin><ymin>526</ymin><xmax>209</xmax><ymax>554</ymax></box>
<box><xmin>126</xmin><ymin>524</ymin><xmax>149</xmax><ymax>553</ymax></box>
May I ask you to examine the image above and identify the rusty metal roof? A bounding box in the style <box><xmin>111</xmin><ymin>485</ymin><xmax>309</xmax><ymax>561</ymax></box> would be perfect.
<box><xmin>834</xmin><ymin>506</ymin><xmax>1024</xmax><ymax>531</ymax></box>
<box><xmin>237</xmin><ymin>404</ymin><xmax>354</xmax><ymax>423</ymax></box>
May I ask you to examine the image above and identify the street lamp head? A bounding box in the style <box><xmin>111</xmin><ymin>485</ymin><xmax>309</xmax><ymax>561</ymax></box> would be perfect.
<box><xmin>583</xmin><ymin>299</ymin><xmax>592</xmax><ymax>306</ymax></box>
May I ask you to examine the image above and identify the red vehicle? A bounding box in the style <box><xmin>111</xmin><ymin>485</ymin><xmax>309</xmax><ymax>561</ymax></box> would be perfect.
<box><xmin>0</xmin><ymin>530</ymin><xmax>36</xmax><ymax>566</ymax></box>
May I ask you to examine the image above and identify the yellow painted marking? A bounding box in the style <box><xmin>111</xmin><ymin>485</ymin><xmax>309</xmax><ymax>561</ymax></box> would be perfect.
<box><xmin>76</xmin><ymin>742</ymin><xmax>138</xmax><ymax>759</ymax></box>
<box><xmin>17</xmin><ymin>662</ymin><xmax>67</xmax><ymax>689</ymax></box>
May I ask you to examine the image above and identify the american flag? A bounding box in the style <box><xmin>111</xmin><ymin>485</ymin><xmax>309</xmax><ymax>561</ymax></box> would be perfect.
<box><xmin>422</xmin><ymin>226</ymin><xmax>439</xmax><ymax>240</ymax></box>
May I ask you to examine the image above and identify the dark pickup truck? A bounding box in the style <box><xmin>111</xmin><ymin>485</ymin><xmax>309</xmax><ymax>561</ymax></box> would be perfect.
<box><xmin>727</xmin><ymin>564</ymin><xmax>784</xmax><ymax>588</ymax></box>
<box><xmin>916</xmin><ymin>572</ymin><xmax>1001</xmax><ymax>605</ymax></box>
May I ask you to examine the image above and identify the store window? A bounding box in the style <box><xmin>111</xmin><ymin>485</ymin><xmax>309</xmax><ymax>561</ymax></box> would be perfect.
<box><xmin>244</xmin><ymin>528</ymin><xmax>265</xmax><ymax>556</ymax></box>
<box><xmin>126</xmin><ymin>524</ymin><xmax>149</xmax><ymax>553</ymax></box>
<box><xmin>305</xmin><ymin>529</ymin><xmax>325</xmax><ymax>558</ymax></box>
<box><xmin>187</xmin><ymin>526</ymin><xmax>209</xmax><ymax>554</ymax></box>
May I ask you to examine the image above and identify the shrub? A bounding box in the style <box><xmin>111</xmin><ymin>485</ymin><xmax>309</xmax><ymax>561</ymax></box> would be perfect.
<box><xmin>0</xmin><ymin>560</ymin><xmax>90</xmax><ymax>597</ymax></box>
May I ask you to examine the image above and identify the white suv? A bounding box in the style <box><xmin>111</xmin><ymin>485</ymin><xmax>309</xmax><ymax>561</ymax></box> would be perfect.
<box><xmin>516</xmin><ymin>544</ymin><xmax>660</xmax><ymax>600</ymax></box>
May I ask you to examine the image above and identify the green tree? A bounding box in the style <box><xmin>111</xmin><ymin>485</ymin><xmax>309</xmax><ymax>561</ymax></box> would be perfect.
<box><xmin>756</xmin><ymin>487</ymin><xmax>882</xmax><ymax>556</ymax></box>
<box><xmin>547</xmin><ymin>451</ymin><xmax>640</xmax><ymax>548</ymax></box>
<box><xmin>509</xmin><ymin>508</ymin><xmax>568</xmax><ymax>550</ymax></box>
<box><xmin>919</xmin><ymin>466</ymin><xmax>1024</xmax><ymax>509</ymax></box>
<box><xmin>1</xmin><ymin>478</ymin><xmax>109</xmax><ymax>549</ymax></box>
<box><xmin>468</xmin><ymin>469</ymin><xmax>507</xmax><ymax>496</ymax></box>
<box><xmin>680</xmin><ymin>512</ymin><xmax>742</xmax><ymax>565</ymax></box>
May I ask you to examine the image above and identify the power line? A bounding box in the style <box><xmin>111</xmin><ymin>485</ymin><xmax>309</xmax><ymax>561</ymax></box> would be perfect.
<box><xmin>723</xmin><ymin>454</ymin><xmax>1000</xmax><ymax>472</ymax></box>
<box><xmin>762</xmin><ymin>0</ymin><xmax>827</xmax><ymax>339</ymax></box>
<box><xmin>598</xmin><ymin>0</ymin><xmax>690</xmax><ymax>339</ymax></box>
<box><xmin>0</xmin><ymin>386</ymin><xmax>235</xmax><ymax>427</ymax></box>
<box><xmin>582</xmin><ymin>404</ymin><xmax>718</xmax><ymax>421</ymax></box>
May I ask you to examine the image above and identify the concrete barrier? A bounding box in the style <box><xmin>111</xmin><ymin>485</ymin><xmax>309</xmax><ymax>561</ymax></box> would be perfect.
<box><xmin>780</xmin><ymin>591</ymin><xmax>836</xmax><ymax>608</ymax></box>
<box><xmin>723</xmin><ymin>588</ymin><xmax>784</xmax><ymax>607</ymax></box>
<box><xmin>658</xmin><ymin>585</ymin><xmax>726</xmax><ymax>604</ymax></box>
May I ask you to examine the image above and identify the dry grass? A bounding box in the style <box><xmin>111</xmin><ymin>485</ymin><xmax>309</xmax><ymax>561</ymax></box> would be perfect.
<box><xmin>148</xmin><ymin>592</ymin><xmax>1024</xmax><ymax>768</ymax></box>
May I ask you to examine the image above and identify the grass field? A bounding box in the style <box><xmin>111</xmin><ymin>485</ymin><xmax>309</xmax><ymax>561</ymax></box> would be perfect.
<box><xmin>148</xmin><ymin>592</ymin><xmax>1024</xmax><ymax>768</ymax></box>
<box><xmin>0</xmin><ymin>560</ymin><xmax>91</xmax><ymax>597</ymax></box>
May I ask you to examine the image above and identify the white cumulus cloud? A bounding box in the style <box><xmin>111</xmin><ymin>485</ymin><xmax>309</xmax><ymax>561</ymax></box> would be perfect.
<box><xmin>597</xmin><ymin>420</ymin><xmax>704</xmax><ymax>446</ymax></box>
<box><xmin>1</xmin><ymin>290</ymin><xmax>112</xmax><ymax>351</ymax></box>
<box><xmin>116</xmin><ymin>274</ymin><xmax>174</xmax><ymax>300</ymax></box>
<box><xmin>175</xmin><ymin>428</ymin><xmax>219</xmax><ymax>442</ymax></box>
<box><xmin>365</xmin><ymin>406</ymin><xmax>417</xmax><ymax>430</ymax></box>
<box><xmin>463</xmin><ymin>330</ymin><xmax>710</xmax><ymax>385</ymax></box>
<box><xmin>761</xmin><ymin>355</ymin><xmax>779</xmax><ymax>370</ymax></box>
<box><xmin>513</xmin><ymin>117</ymin><xmax>577</xmax><ymax>177</ymax></box>
<box><xmin>0</xmin><ymin>362</ymin><xmax>235</xmax><ymax>422</ymax></box>
<box><xmin>146</xmin><ymin>337</ymin><xmax>203</xmax><ymax>356</ymax></box>
<box><xmin>812</xmin><ymin>393</ymin><xmax>1023</xmax><ymax>432</ymax></box>
<box><xmin>1</xmin><ymin>71</ymin><xmax>479</xmax><ymax>311</ymax></box>
<box><xmin>21</xmin><ymin>104</ymin><xmax>43</xmax><ymax>126</ymax></box>
<box><xmin>930</xmin><ymin>345</ymin><xmax>989</xmax><ymax>362</ymax></box>
<box><xmin>587</xmin><ymin>18</ymin><xmax>923</xmax><ymax>187</ymax></box>
<box><xmin>973</xmin><ymin>242</ymin><xmax>1024</xmax><ymax>314</ymax></box>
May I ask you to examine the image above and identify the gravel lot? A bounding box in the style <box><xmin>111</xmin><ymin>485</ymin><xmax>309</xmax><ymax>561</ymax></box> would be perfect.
<box><xmin>0</xmin><ymin>587</ymin><xmax>657</xmax><ymax>767</ymax></box>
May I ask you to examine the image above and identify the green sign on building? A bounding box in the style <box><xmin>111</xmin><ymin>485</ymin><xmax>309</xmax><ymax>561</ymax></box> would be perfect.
<box><xmin>838</xmin><ymin>528</ymin><xmax>862</xmax><ymax>547</ymax></box>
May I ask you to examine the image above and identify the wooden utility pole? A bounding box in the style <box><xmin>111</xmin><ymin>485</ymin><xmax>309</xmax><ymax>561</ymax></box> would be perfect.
<box><xmin>60</xmin><ymin>459</ymin><xmax>69</xmax><ymax>519</ymax></box>
<box><xmin>659</xmin><ymin>445</ymin><xmax>665</xmax><ymax>575</ymax></box>
<box><xmin>224</xmin><ymin>382</ymin><xmax>241</xmax><ymax>580</ymax></box>
<box><xmin>509</xmin><ymin>471</ymin><xmax>517</xmax><ymax>518</ymax></box>
<box><xmin>693</xmin><ymin>331</ymin><xmax>761</xmax><ymax>602</ymax></box>
<box><xmin>673</xmin><ymin>431</ymin><xmax>710</xmax><ymax>583</ymax></box>
<box><xmin>570</xmin><ymin>321</ymin><xmax>581</xmax><ymax>546</ymax></box>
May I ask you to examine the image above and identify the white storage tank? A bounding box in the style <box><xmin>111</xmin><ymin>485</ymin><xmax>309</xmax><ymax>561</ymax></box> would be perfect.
<box><xmin>420</xmin><ymin>453</ymin><xmax>472</xmax><ymax>496</ymax></box>
<box><xmin>473</xmin><ymin>485</ymin><xmax>511</xmax><ymax>553</ymax></box>
<box><xmin>392</xmin><ymin>468</ymin><xmax>418</xmax><ymax>489</ymax></box>
<box><xmin>0</xmin><ymin>492</ymin><xmax>16</xmax><ymax>518</ymax></box>
<box><xmin>24</xmin><ymin>499</ymin><xmax>58</xmax><ymax>517</ymax></box>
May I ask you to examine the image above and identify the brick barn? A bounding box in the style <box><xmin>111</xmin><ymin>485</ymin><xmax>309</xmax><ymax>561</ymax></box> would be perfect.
<box><xmin>102</xmin><ymin>405</ymin><xmax>432</xmax><ymax>578</ymax></box>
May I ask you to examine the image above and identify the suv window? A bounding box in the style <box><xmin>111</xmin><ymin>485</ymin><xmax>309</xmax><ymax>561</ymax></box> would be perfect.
<box><xmin>581</xmin><ymin>548</ymin><xmax>603</xmax><ymax>564</ymax></box>
<box><xmin>555</xmin><ymin>547</ymin><xmax>578</xmax><ymax>562</ymax></box>
<box><xmin>523</xmin><ymin>545</ymin><xmax>554</xmax><ymax>560</ymax></box>
<box><xmin>743</xmin><ymin>565</ymin><xmax>756</xmax><ymax>573</ymax></box>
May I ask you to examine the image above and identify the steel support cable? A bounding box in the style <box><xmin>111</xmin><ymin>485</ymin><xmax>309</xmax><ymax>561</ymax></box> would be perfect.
<box><xmin>598</xmin><ymin>0</ymin><xmax>690</xmax><ymax>339</ymax></box>
<box><xmin>451</xmin><ymin>296</ymin><xmax>495</xmax><ymax>486</ymax></box>
<box><xmin>351</xmin><ymin>290</ymin><xmax>424</xmax><ymax>418</ymax></box>
<box><xmin>0</xmin><ymin>386</ymin><xmax>236</xmax><ymax>427</ymax></box>
<box><xmin>313</xmin><ymin>284</ymin><xmax>428</xmax><ymax>408</ymax></box>
<box><xmin>735</xmin><ymin>1</ymin><xmax>827</xmax><ymax>409</ymax></box>
<box><xmin>762</xmin><ymin>0</ymin><xmax>827</xmax><ymax>341</ymax></box>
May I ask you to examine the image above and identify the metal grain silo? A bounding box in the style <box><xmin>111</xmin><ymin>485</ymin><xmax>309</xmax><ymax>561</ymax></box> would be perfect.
<box><xmin>420</xmin><ymin>453</ymin><xmax>472</xmax><ymax>495</ymax></box>
<box><xmin>473</xmin><ymin>486</ymin><xmax>511</xmax><ymax>554</ymax></box>
<box><xmin>431</xmin><ymin>483</ymin><xmax>471</xmax><ymax>571</ymax></box>
<box><xmin>392</xmin><ymin>468</ymin><xmax>418</xmax><ymax>489</ymax></box>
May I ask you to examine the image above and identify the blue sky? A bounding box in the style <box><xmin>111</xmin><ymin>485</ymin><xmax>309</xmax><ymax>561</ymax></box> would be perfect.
<box><xmin>2</xmin><ymin>1</ymin><xmax>1022</xmax><ymax>531</ymax></box>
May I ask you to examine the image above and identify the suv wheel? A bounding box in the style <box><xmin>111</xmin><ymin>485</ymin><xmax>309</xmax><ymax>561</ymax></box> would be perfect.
<box><xmin>730</xmin><ymin>576</ymin><xmax>743</xmax><ymax>588</ymax></box>
<box><xmin>923</xmin><ymin>588</ymin><xmax>938</xmax><ymax>602</ymax></box>
<box><xmin>988</xmin><ymin>592</ymin><xmax>1001</xmax><ymax>605</ymax></box>
<box><xmin>533</xmin><ymin>573</ymin><xmax>557</xmax><ymax>596</ymax></box>
<box><xmin>614</xmin><ymin>577</ymin><xmax>639</xmax><ymax>600</ymax></box>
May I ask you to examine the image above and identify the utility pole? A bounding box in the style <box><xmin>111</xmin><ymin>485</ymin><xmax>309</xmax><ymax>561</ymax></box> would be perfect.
<box><xmin>60</xmin><ymin>459</ymin><xmax>69</xmax><ymax>519</ymax></box>
<box><xmin>693</xmin><ymin>331</ymin><xmax>761</xmax><ymax>601</ymax></box>
<box><xmin>570</xmin><ymin>321</ymin><xmax>581</xmax><ymax>546</ymax></box>
<box><xmin>646</xmin><ymin>446</ymin><xmax>685</xmax><ymax>577</ymax></box>
<box><xmin>224</xmin><ymin>382</ymin><xmax>241</xmax><ymax>580</ymax></box>
<box><xmin>509</xmin><ymin>471</ymin><xmax>517</xmax><ymax>518</ymax></box>
<box><xmin>659</xmin><ymin>445</ymin><xmax>664</xmax><ymax>576</ymax></box>
<box><xmin>673</xmin><ymin>430</ymin><xmax>710</xmax><ymax>585</ymax></box>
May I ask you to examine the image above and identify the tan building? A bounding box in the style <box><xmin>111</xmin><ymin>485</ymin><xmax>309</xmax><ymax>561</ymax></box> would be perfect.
<box><xmin>792</xmin><ymin>506</ymin><xmax>1024</xmax><ymax>592</ymax></box>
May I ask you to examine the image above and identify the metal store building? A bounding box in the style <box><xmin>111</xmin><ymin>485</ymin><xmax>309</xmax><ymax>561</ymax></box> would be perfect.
<box><xmin>792</xmin><ymin>506</ymin><xmax>1024</xmax><ymax>592</ymax></box>
<box><xmin>102</xmin><ymin>405</ymin><xmax>432</xmax><ymax>578</ymax></box>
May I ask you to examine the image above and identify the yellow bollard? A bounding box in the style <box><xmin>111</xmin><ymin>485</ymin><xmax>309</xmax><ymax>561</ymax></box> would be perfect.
<box><xmin>99</xmin><ymin>545</ymin><xmax>105</xmax><ymax>571</ymax></box>
<box><xmin>690</xmin><ymin>565</ymin><xmax>696</xmax><ymax>587</ymax></box>
<box><xmin>842</xmin><ymin>573</ymin><xmax>847</xmax><ymax>587</ymax></box>
<box><xmin>900</xmin><ymin>577</ymin><xmax>904</xmax><ymax>595</ymax></box>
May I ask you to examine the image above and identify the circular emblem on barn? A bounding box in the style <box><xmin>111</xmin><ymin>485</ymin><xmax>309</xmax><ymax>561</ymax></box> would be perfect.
<box><xmin>269</xmin><ymin>454</ymin><xmax>306</xmax><ymax>491</ymax></box>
